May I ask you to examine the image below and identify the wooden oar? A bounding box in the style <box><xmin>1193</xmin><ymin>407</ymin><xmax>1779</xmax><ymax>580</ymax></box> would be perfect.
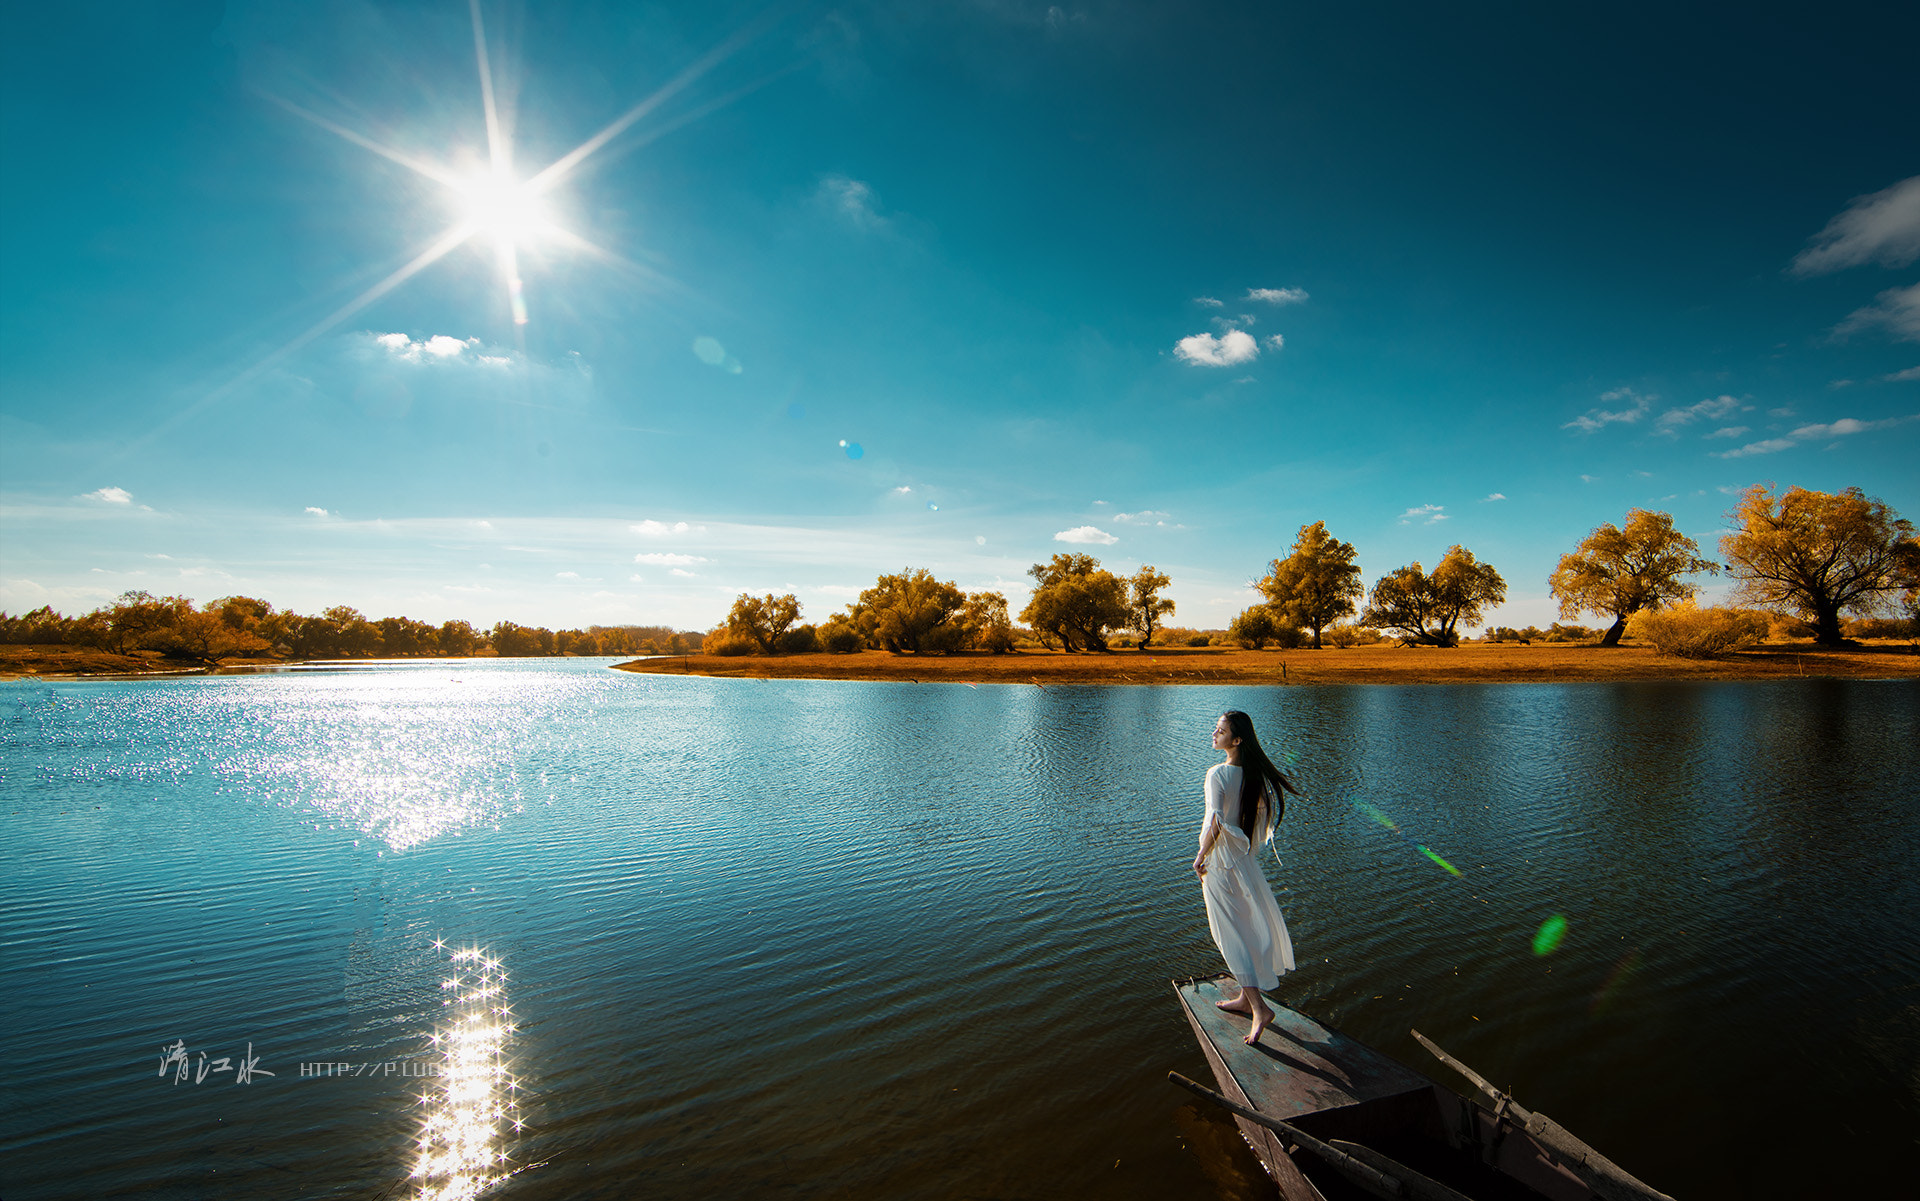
<box><xmin>1410</xmin><ymin>1030</ymin><xmax>1676</xmax><ymax>1201</ymax></box>
<box><xmin>1167</xmin><ymin>1071</ymin><xmax>1476</xmax><ymax>1201</ymax></box>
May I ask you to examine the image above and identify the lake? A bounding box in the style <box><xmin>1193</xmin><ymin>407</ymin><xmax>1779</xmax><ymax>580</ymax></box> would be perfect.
<box><xmin>1</xmin><ymin>660</ymin><xmax>1915</xmax><ymax>1199</ymax></box>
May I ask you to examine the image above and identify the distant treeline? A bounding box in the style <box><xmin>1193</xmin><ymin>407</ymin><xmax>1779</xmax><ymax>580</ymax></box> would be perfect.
<box><xmin>708</xmin><ymin>484</ymin><xmax>1916</xmax><ymax>655</ymax></box>
<box><xmin>0</xmin><ymin>593</ymin><xmax>705</xmax><ymax>664</ymax></box>
<box><xmin>7</xmin><ymin>484</ymin><xmax>1913</xmax><ymax>664</ymax></box>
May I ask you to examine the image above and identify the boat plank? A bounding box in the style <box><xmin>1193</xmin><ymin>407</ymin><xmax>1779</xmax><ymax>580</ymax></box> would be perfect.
<box><xmin>1175</xmin><ymin>974</ymin><xmax>1432</xmax><ymax>1121</ymax></box>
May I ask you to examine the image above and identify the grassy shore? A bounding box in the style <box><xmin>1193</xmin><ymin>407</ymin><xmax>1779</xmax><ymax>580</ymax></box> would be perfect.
<box><xmin>612</xmin><ymin>640</ymin><xmax>1920</xmax><ymax>686</ymax></box>
<box><xmin>7</xmin><ymin>640</ymin><xmax>1915</xmax><ymax>684</ymax></box>
<box><xmin>0</xmin><ymin>646</ymin><xmax>284</xmax><ymax>678</ymax></box>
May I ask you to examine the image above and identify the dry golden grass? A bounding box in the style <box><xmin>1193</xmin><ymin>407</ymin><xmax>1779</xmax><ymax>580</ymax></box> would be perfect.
<box><xmin>8</xmin><ymin>639</ymin><xmax>1913</xmax><ymax>685</ymax></box>
<box><xmin>613</xmin><ymin>639</ymin><xmax>1920</xmax><ymax>686</ymax></box>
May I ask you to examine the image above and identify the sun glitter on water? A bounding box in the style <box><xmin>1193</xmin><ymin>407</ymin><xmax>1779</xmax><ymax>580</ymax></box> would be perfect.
<box><xmin>410</xmin><ymin>947</ymin><xmax>522</xmax><ymax>1201</ymax></box>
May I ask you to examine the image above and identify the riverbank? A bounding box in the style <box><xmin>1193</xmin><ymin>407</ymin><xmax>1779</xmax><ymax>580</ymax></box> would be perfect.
<box><xmin>612</xmin><ymin>640</ymin><xmax>1920</xmax><ymax>686</ymax></box>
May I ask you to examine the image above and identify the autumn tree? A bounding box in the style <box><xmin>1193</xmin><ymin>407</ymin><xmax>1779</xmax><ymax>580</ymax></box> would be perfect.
<box><xmin>1129</xmin><ymin>566</ymin><xmax>1176</xmax><ymax>649</ymax></box>
<box><xmin>377</xmin><ymin>616</ymin><xmax>440</xmax><ymax>656</ymax></box>
<box><xmin>1259</xmin><ymin>521</ymin><xmax>1363</xmax><ymax>649</ymax></box>
<box><xmin>858</xmin><ymin>570</ymin><xmax>962</xmax><ymax>653</ymax></box>
<box><xmin>154</xmin><ymin>608</ymin><xmax>269</xmax><ymax>664</ymax></box>
<box><xmin>1548</xmin><ymin>509</ymin><xmax>1719</xmax><ymax>647</ymax></box>
<box><xmin>1897</xmin><ymin>539</ymin><xmax>1920</xmax><ymax>626</ymax></box>
<box><xmin>437</xmin><ymin>619</ymin><xmax>482</xmax><ymax>656</ymax></box>
<box><xmin>1021</xmin><ymin>554</ymin><xmax>1130</xmax><ymax>652</ymax></box>
<box><xmin>97</xmin><ymin>590</ymin><xmax>181</xmax><ymax>653</ymax></box>
<box><xmin>960</xmin><ymin>591</ymin><xmax>1017</xmax><ymax>653</ymax></box>
<box><xmin>1228</xmin><ymin>605</ymin><xmax>1279</xmax><ymax>649</ymax></box>
<box><xmin>723</xmin><ymin>593</ymin><xmax>802</xmax><ymax>654</ymax></box>
<box><xmin>1719</xmin><ymin>485</ymin><xmax>1917</xmax><ymax>645</ymax></box>
<box><xmin>1361</xmin><ymin>545</ymin><xmax>1507</xmax><ymax>647</ymax></box>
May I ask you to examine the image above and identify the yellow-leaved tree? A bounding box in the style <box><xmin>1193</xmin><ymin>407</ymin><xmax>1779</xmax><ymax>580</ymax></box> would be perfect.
<box><xmin>1548</xmin><ymin>509</ymin><xmax>1718</xmax><ymax>647</ymax></box>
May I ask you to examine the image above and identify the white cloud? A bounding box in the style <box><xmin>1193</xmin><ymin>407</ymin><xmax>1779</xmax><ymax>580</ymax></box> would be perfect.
<box><xmin>1713</xmin><ymin>413</ymin><xmax>1919</xmax><ymax>458</ymax></box>
<box><xmin>631</xmin><ymin>520</ymin><xmax>699</xmax><ymax>536</ymax></box>
<box><xmin>1263</xmin><ymin>334</ymin><xmax>1285</xmax><ymax>351</ymax></box>
<box><xmin>1714</xmin><ymin>438</ymin><xmax>1796</xmax><ymax>459</ymax></box>
<box><xmin>370</xmin><ymin>331</ymin><xmax>521</xmax><ymax>367</ymax></box>
<box><xmin>634</xmin><ymin>552</ymin><xmax>711</xmax><ymax>566</ymax></box>
<box><xmin>473</xmin><ymin>520</ymin><xmax>493</xmax><ymax>530</ymax></box>
<box><xmin>1054</xmin><ymin>525</ymin><xmax>1119</xmax><ymax>545</ymax></box>
<box><xmin>1885</xmin><ymin>366</ymin><xmax>1920</xmax><ymax>382</ymax></box>
<box><xmin>1657</xmin><ymin>394</ymin><xmax>1744</xmax><ymax>430</ymax></box>
<box><xmin>556</xmin><ymin>571</ymin><xmax>581</xmax><ymax>580</ymax></box>
<box><xmin>86</xmin><ymin>487</ymin><xmax>132</xmax><ymax>504</ymax></box>
<box><xmin>629</xmin><ymin>574</ymin><xmax>645</xmax><ymax>583</ymax></box>
<box><xmin>892</xmin><ymin>485</ymin><xmax>912</xmax><ymax>495</ymax></box>
<box><xmin>1195</xmin><ymin>296</ymin><xmax>1224</xmax><ymax>307</ymax></box>
<box><xmin>1114</xmin><ymin>510</ymin><xmax>1172</xmax><ymax>525</ymax></box>
<box><xmin>1174</xmin><ymin>329</ymin><xmax>1259</xmax><ymax>367</ymax></box>
<box><xmin>1398</xmin><ymin>504</ymin><xmax>1448</xmax><ymax>525</ymax></box>
<box><xmin>669</xmin><ymin>567</ymin><xmax>698</xmax><ymax>578</ymax></box>
<box><xmin>1564</xmin><ymin>387</ymin><xmax>1653</xmax><ymax>433</ymax></box>
<box><xmin>1481</xmin><ymin>493</ymin><xmax>1506</xmax><ymax>502</ymax></box>
<box><xmin>1706</xmin><ymin>426</ymin><xmax>1750</xmax><ymax>439</ymax></box>
<box><xmin>1790</xmin><ymin>175</ymin><xmax>1920</xmax><ymax>275</ymax></box>
<box><xmin>305</xmin><ymin>506</ymin><xmax>330</xmax><ymax>517</ymax></box>
<box><xmin>818</xmin><ymin>175</ymin><xmax>886</xmax><ymax>230</ymax></box>
<box><xmin>1245</xmin><ymin>287</ymin><xmax>1309</xmax><ymax>305</ymax></box>
<box><xmin>1580</xmin><ymin>474</ymin><xmax>1599</xmax><ymax>483</ymax></box>
<box><xmin>1835</xmin><ymin>282</ymin><xmax>1920</xmax><ymax>342</ymax></box>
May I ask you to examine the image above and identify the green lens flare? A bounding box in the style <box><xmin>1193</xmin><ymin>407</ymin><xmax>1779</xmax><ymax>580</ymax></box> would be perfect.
<box><xmin>1354</xmin><ymin>800</ymin><xmax>1400</xmax><ymax>831</ymax></box>
<box><xmin>1416</xmin><ymin>845</ymin><xmax>1462</xmax><ymax>876</ymax></box>
<box><xmin>1532</xmin><ymin>913</ymin><xmax>1569</xmax><ymax>956</ymax></box>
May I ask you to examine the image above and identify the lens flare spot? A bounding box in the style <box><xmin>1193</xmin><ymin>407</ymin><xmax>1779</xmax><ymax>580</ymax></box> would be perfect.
<box><xmin>1417</xmin><ymin>844</ymin><xmax>1462</xmax><ymax>876</ymax></box>
<box><xmin>1354</xmin><ymin>800</ymin><xmax>1400</xmax><ymax>832</ymax></box>
<box><xmin>692</xmin><ymin>336</ymin><xmax>726</xmax><ymax>365</ymax></box>
<box><xmin>1532</xmin><ymin>913</ymin><xmax>1569</xmax><ymax>956</ymax></box>
<box><xmin>840</xmin><ymin>440</ymin><xmax>864</xmax><ymax>460</ymax></box>
<box><xmin>927</xmin><ymin>502</ymin><xmax>939</xmax><ymax>512</ymax></box>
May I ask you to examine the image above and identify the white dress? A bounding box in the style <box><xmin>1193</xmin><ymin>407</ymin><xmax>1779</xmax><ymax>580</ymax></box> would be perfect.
<box><xmin>1200</xmin><ymin>763</ymin><xmax>1295</xmax><ymax>991</ymax></box>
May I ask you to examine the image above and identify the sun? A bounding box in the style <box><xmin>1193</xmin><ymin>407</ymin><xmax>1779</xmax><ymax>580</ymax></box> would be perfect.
<box><xmin>455</xmin><ymin>171</ymin><xmax>554</xmax><ymax>249</ymax></box>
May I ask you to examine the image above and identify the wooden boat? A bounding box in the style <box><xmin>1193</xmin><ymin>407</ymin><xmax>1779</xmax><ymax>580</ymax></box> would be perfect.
<box><xmin>1170</xmin><ymin>973</ymin><xmax>1674</xmax><ymax>1201</ymax></box>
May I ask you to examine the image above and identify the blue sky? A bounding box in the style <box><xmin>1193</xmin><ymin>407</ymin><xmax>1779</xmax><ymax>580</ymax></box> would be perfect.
<box><xmin>4</xmin><ymin>1</ymin><xmax>1917</xmax><ymax>633</ymax></box>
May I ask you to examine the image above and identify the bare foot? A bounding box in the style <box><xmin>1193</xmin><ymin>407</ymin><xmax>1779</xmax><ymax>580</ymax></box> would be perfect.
<box><xmin>1215</xmin><ymin>994</ymin><xmax>1252</xmax><ymax>1015</ymax></box>
<box><xmin>1244</xmin><ymin>1000</ymin><xmax>1274</xmax><ymax>1045</ymax></box>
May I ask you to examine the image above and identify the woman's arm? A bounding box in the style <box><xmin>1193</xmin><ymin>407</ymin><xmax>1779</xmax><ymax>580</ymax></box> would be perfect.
<box><xmin>1195</xmin><ymin>767</ymin><xmax>1224</xmax><ymax>875</ymax></box>
<box><xmin>1194</xmin><ymin>814</ymin><xmax>1220</xmax><ymax>876</ymax></box>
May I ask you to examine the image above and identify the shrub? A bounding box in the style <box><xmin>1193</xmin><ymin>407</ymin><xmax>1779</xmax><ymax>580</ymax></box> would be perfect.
<box><xmin>820</xmin><ymin>621</ymin><xmax>864</xmax><ymax>653</ymax></box>
<box><xmin>704</xmin><ymin>627</ymin><xmax>756</xmax><ymax>656</ymax></box>
<box><xmin>1324</xmin><ymin>623</ymin><xmax>1381</xmax><ymax>648</ymax></box>
<box><xmin>1545</xmin><ymin>622</ymin><xmax>1596</xmax><ymax>642</ymax></box>
<box><xmin>1187</xmin><ymin>635</ymin><xmax>1211</xmax><ymax>647</ymax></box>
<box><xmin>1847</xmin><ymin>616</ymin><xmax>1918</xmax><ymax>639</ymax></box>
<box><xmin>780</xmin><ymin>624</ymin><xmax>820</xmax><ymax>654</ymax></box>
<box><xmin>1768</xmin><ymin>614</ymin><xmax>1817</xmax><ymax>641</ymax></box>
<box><xmin>1628</xmin><ymin>603</ymin><xmax>1769</xmax><ymax>659</ymax></box>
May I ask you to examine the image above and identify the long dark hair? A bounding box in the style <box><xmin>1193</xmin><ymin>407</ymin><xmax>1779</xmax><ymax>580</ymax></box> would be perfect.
<box><xmin>1222</xmin><ymin>710</ymin><xmax>1300</xmax><ymax>842</ymax></box>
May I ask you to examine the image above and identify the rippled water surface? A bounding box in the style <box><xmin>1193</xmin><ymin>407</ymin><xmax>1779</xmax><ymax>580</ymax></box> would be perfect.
<box><xmin>2</xmin><ymin>661</ymin><xmax>1916</xmax><ymax>1199</ymax></box>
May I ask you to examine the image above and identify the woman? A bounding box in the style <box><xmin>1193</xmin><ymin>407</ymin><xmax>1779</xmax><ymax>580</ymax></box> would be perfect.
<box><xmin>1193</xmin><ymin>709</ymin><xmax>1301</xmax><ymax>1044</ymax></box>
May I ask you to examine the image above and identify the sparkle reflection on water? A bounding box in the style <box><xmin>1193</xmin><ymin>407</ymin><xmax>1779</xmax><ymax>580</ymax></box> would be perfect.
<box><xmin>0</xmin><ymin>661</ymin><xmax>1915</xmax><ymax>1199</ymax></box>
